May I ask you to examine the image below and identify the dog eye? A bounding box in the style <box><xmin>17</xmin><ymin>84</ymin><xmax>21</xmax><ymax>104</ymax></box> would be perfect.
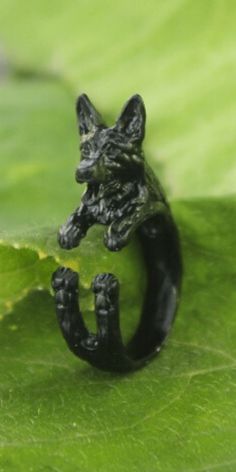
<box><xmin>103</xmin><ymin>144</ymin><xmax>118</xmax><ymax>158</ymax></box>
<box><xmin>81</xmin><ymin>142</ymin><xmax>91</xmax><ymax>157</ymax></box>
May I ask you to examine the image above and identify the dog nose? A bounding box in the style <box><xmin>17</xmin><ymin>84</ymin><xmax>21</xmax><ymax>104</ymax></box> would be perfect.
<box><xmin>75</xmin><ymin>161</ymin><xmax>94</xmax><ymax>183</ymax></box>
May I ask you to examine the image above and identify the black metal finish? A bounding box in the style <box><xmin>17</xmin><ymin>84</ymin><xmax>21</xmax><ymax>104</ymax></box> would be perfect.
<box><xmin>51</xmin><ymin>94</ymin><xmax>182</xmax><ymax>372</ymax></box>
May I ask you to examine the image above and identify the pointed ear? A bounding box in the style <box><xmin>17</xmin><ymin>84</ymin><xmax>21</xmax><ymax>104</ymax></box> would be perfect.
<box><xmin>116</xmin><ymin>94</ymin><xmax>146</xmax><ymax>144</ymax></box>
<box><xmin>76</xmin><ymin>94</ymin><xmax>105</xmax><ymax>136</ymax></box>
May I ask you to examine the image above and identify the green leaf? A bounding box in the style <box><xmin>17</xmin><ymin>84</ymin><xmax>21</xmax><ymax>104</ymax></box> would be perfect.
<box><xmin>0</xmin><ymin>1</ymin><xmax>236</xmax><ymax>470</ymax></box>
<box><xmin>1</xmin><ymin>198</ymin><xmax>236</xmax><ymax>471</ymax></box>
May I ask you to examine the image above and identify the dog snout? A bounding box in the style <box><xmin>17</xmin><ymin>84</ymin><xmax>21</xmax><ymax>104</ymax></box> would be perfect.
<box><xmin>75</xmin><ymin>160</ymin><xmax>95</xmax><ymax>183</ymax></box>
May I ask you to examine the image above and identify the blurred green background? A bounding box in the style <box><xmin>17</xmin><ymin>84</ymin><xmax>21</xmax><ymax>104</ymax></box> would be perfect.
<box><xmin>0</xmin><ymin>0</ymin><xmax>236</xmax><ymax>230</ymax></box>
<box><xmin>0</xmin><ymin>1</ymin><xmax>236</xmax><ymax>471</ymax></box>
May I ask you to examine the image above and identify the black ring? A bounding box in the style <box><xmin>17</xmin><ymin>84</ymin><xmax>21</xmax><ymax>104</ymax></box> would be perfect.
<box><xmin>51</xmin><ymin>94</ymin><xmax>182</xmax><ymax>372</ymax></box>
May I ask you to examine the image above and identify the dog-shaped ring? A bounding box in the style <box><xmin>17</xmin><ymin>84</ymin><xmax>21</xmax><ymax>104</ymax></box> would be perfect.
<box><xmin>52</xmin><ymin>94</ymin><xmax>182</xmax><ymax>372</ymax></box>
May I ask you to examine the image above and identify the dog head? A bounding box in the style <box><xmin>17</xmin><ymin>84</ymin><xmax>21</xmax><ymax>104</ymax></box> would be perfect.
<box><xmin>75</xmin><ymin>94</ymin><xmax>146</xmax><ymax>184</ymax></box>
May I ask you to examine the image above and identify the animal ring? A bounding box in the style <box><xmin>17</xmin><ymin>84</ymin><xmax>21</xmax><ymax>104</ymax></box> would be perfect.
<box><xmin>51</xmin><ymin>94</ymin><xmax>182</xmax><ymax>372</ymax></box>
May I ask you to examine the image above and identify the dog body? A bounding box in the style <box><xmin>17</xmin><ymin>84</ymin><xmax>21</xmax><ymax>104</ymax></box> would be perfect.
<box><xmin>59</xmin><ymin>94</ymin><xmax>168</xmax><ymax>252</ymax></box>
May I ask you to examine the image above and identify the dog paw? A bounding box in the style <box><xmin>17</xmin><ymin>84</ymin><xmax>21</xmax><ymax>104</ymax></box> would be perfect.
<box><xmin>104</xmin><ymin>228</ymin><xmax>127</xmax><ymax>252</ymax></box>
<box><xmin>58</xmin><ymin>224</ymin><xmax>83</xmax><ymax>250</ymax></box>
<box><xmin>51</xmin><ymin>267</ymin><xmax>78</xmax><ymax>293</ymax></box>
<box><xmin>92</xmin><ymin>273</ymin><xmax>119</xmax><ymax>296</ymax></box>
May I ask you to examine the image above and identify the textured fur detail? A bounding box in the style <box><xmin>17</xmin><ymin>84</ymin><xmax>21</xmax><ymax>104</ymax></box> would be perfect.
<box><xmin>58</xmin><ymin>94</ymin><xmax>167</xmax><ymax>252</ymax></box>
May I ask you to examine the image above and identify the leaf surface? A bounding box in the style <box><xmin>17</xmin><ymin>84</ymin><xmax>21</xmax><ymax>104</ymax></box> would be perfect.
<box><xmin>1</xmin><ymin>198</ymin><xmax>236</xmax><ymax>471</ymax></box>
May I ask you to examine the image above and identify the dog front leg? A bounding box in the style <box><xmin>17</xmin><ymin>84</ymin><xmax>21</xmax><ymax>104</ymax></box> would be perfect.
<box><xmin>104</xmin><ymin>201</ymin><xmax>167</xmax><ymax>252</ymax></box>
<box><xmin>58</xmin><ymin>204</ymin><xmax>94</xmax><ymax>250</ymax></box>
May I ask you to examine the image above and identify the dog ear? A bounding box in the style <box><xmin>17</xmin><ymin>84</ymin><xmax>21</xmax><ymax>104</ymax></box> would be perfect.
<box><xmin>115</xmin><ymin>94</ymin><xmax>146</xmax><ymax>144</ymax></box>
<box><xmin>76</xmin><ymin>94</ymin><xmax>105</xmax><ymax>136</ymax></box>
